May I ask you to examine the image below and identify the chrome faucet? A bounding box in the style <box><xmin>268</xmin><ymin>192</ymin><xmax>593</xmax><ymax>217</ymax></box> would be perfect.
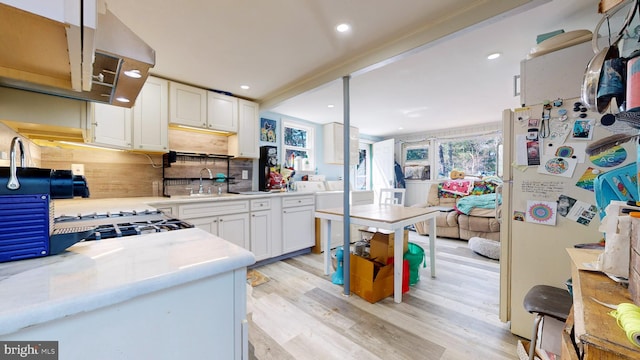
<box><xmin>7</xmin><ymin>137</ymin><xmax>25</xmax><ymax>190</ymax></box>
<box><xmin>199</xmin><ymin>168</ymin><xmax>213</xmax><ymax>194</ymax></box>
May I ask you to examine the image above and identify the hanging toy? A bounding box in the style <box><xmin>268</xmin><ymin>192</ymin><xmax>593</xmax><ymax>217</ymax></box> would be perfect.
<box><xmin>332</xmin><ymin>247</ymin><xmax>344</xmax><ymax>285</ymax></box>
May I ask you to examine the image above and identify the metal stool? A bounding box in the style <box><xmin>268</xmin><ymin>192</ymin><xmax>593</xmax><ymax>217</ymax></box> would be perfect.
<box><xmin>523</xmin><ymin>285</ymin><xmax>572</xmax><ymax>360</ymax></box>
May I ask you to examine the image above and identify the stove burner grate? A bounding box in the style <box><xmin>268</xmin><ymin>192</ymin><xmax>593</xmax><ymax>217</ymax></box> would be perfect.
<box><xmin>86</xmin><ymin>218</ymin><xmax>194</xmax><ymax>241</ymax></box>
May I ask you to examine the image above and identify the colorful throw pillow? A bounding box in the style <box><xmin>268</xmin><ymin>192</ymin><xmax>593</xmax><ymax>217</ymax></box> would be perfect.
<box><xmin>440</xmin><ymin>180</ymin><xmax>473</xmax><ymax>196</ymax></box>
<box><xmin>468</xmin><ymin>181</ymin><xmax>497</xmax><ymax>195</ymax></box>
<box><xmin>438</xmin><ymin>180</ymin><xmax>497</xmax><ymax>198</ymax></box>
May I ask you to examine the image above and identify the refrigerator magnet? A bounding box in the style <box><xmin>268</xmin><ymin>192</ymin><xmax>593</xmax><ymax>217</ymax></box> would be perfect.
<box><xmin>570</xmin><ymin>119</ymin><xmax>595</xmax><ymax>140</ymax></box>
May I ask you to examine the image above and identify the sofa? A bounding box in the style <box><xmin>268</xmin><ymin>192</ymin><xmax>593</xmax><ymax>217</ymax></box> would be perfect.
<box><xmin>413</xmin><ymin>180</ymin><xmax>501</xmax><ymax>241</ymax></box>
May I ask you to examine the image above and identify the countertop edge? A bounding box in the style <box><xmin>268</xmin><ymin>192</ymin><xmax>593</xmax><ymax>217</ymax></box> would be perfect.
<box><xmin>0</xmin><ymin>249</ymin><xmax>255</xmax><ymax>335</ymax></box>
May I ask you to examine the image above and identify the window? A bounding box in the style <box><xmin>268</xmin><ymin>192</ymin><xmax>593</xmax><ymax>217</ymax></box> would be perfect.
<box><xmin>436</xmin><ymin>133</ymin><xmax>501</xmax><ymax>179</ymax></box>
<box><xmin>282</xmin><ymin>120</ymin><xmax>314</xmax><ymax>171</ymax></box>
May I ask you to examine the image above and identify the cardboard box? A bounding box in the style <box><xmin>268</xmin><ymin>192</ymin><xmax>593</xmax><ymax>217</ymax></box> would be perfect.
<box><xmin>366</xmin><ymin>230</ymin><xmax>409</xmax><ymax>264</ymax></box>
<box><xmin>349</xmin><ymin>253</ymin><xmax>394</xmax><ymax>303</ymax></box>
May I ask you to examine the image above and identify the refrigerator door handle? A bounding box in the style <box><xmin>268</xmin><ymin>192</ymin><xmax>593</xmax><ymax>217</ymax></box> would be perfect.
<box><xmin>495</xmin><ymin>184</ymin><xmax>503</xmax><ymax>223</ymax></box>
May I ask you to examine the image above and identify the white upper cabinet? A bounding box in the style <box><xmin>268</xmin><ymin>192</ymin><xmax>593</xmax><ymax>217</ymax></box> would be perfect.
<box><xmin>228</xmin><ymin>99</ymin><xmax>259</xmax><ymax>159</ymax></box>
<box><xmin>207</xmin><ymin>91</ymin><xmax>238</xmax><ymax>132</ymax></box>
<box><xmin>88</xmin><ymin>76</ymin><xmax>168</xmax><ymax>151</ymax></box>
<box><xmin>87</xmin><ymin>102</ymin><xmax>132</xmax><ymax>149</ymax></box>
<box><xmin>133</xmin><ymin>76</ymin><xmax>168</xmax><ymax>152</ymax></box>
<box><xmin>323</xmin><ymin>122</ymin><xmax>359</xmax><ymax>165</ymax></box>
<box><xmin>168</xmin><ymin>81</ymin><xmax>207</xmax><ymax>128</ymax></box>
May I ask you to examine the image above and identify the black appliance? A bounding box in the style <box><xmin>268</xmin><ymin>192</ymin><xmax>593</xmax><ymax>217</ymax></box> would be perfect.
<box><xmin>0</xmin><ymin>168</ymin><xmax>90</xmax><ymax>198</ymax></box>
<box><xmin>0</xmin><ymin>137</ymin><xmax>90</xmax><ymax>198</ymax></box>
<box><xmin>259</xmin><ymin>146</ymin><xmax>278</xmax><ymax>191</ymax></box>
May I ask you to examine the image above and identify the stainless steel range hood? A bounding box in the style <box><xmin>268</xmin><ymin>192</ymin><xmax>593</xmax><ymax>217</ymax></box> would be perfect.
<box><xmin>0</xmin><ymin>3</ymin><xmax>155</xmax><ymax>108</ymax></box>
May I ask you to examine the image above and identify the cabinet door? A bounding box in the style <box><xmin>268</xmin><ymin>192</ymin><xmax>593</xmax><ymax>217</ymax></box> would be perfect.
<box><xmin>250</xmin><ymin>210</ymin><xmax>271</xmax><ymax>261</ymax></box>
<box><xmin>282</xmin><ymin>205</ymin><xmax>314</xmax><ymax>253</ymax></box>
<box><xmin>207</xmin><ymin>91</ymin><xmax>238</xmax><ymax>132</ymax></box>
<box><xmin>218</xmin><ymin>212</ymin><xmax>250</xmax><ymax>250</ymax></box>
<box><xmin>228</xmin><ymin>99</ymin><xmax>259</xmax><ymax>158</ymax></box>
<box><xmin>323</xmin><ymin>123</ymin><xmax>359</xmax><ymax>165</ymax></box>
<box><xmin>133</xmin><ymin>76</ymin><xmax>168</xmax><ymax>152</ymax></box>
<box><xmin>186</xmin><ymin>216</ymin><xmax>218</xmax><ymax>235</ymax></box>
<box><xmin>168</xmin><ymin>81</ymin><xmax>207</xmax><ymax>128</ymax></box>
<box><xmin>89</xmin><ymin>102</ymin><xmax>132</xmax><ymax>149</ymax></box>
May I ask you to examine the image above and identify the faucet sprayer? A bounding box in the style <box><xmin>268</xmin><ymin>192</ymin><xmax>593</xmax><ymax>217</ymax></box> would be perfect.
<box><xmin>7</xmin><ymin>137</ymin><xmax>25</xmax><ymax>190</ymax></box>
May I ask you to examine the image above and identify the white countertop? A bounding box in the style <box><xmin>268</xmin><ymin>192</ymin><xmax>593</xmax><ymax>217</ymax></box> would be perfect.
<box><xmin>0</xmin><ymin>198</ymin><xmax>256</xmax><ymax>336</ymax></box>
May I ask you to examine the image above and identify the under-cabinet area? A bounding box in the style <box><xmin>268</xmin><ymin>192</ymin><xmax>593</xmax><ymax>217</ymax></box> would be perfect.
<box><xmin>156</xmin><ymin>193</ymin><xmax>315</xmax><ymax>263</ymax></box>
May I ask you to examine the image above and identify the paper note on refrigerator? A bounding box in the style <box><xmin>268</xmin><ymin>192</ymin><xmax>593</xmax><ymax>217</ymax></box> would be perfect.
<box><xmin>537</xmin><ymin>156</ymin><xmax>577</xmax><ymax>178</ymax></box>
<box><xmin>526</xmin><ymin>200</ymin><xmax>557</xmax><ymax>226</ymax></box>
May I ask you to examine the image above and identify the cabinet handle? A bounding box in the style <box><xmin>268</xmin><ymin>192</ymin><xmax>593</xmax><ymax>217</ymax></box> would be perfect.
<box><xmin>252</xmin><ymin>214</ymin><xmax>255</xmax><ymax>217</ymax></box>
<box><xmin>219</xmin><ymin>219</ymin><xmax>223</xmax><ymax>222</ymax></box>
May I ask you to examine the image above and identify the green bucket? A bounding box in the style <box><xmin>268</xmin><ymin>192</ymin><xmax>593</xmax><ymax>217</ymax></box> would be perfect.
<box><xmin>404</xmin><ymin>242</ymin><xmax>426</xmax><ymax>285</ymax></box>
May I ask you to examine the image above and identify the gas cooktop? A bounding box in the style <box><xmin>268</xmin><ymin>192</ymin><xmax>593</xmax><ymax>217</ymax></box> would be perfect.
<box><xmin>52</xmin><ymin>209</ymin><xmax>194</xmax><ymax>244</ymax></box>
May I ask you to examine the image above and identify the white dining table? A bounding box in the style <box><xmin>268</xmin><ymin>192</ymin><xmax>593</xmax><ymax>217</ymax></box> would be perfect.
<box><xmin>315</xmin><ymin>204</ymin><xmax>440</xmax><ymax>303</ymax></box>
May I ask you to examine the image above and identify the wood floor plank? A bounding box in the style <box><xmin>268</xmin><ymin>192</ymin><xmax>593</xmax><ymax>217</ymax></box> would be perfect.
<box><xmin>247</xmin><ymin>231</ymin><xmax>520</xmax><ymax>359</ymax></box>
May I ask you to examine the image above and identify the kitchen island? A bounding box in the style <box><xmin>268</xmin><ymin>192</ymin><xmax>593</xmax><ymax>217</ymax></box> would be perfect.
<box><xmin>0</xmin><ymin>197</ymin><xmax>255</xmax><ymax>360</ymax></box>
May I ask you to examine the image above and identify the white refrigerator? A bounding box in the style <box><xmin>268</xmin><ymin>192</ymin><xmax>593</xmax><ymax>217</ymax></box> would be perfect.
<box><xmin>500</xmin><ymin>102</ymin><xmax>638</xmax><ymax>337</ymax></box>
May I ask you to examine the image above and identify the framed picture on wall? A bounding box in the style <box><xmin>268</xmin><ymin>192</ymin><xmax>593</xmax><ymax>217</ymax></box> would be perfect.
<box><xmin>260</xmin><ymin>118</ymin><xmax>277</xmax><ymax>143</ymax></box>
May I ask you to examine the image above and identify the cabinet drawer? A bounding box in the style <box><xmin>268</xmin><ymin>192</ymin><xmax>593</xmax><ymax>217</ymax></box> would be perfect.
<box><xmin>282</xmin><ymin>195</ymin><xmax>314</xmax><ymax>208</ymax></box>
<box><xmin>179</xmin><ymin>200</ymin><xmax>249</xmax><ymax>218</ymax></box>
<box><xmin>250</xmin><ymin>198</ymin><xmax>271</xmax><ymax>211</ymax></box>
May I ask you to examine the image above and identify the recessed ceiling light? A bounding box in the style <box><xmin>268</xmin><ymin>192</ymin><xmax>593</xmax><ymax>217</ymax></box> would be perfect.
<box><xmin>124</xmin><ymin>69</ymin><xmax>142</xmax><ymax>78</ymax></box>
<box><xmin>240</xmin><ymin>85</ymin><xmax>250</xmax><ymax>90</ymax></box>
<box><xmin>336</xmin><ymin>23</ymin><xmax>350</xmax><ymax>33</ymax></box>
<box><xmin>487</xmin><ymin>52</ymin><xmax>501</xmax><ymax>60</ymax></box>
<box><xmin>327</xmin><ymin>104</ymin><xmax>335</xmax><ymax>108</ymax></box>
<box><xmin>115</xmin><ymin>97</ymin><xmax>130</xmax><ymax>103</ymax></box>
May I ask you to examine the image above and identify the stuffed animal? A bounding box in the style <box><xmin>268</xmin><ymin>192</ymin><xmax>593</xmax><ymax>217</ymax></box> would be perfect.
<box><xmin>450</xmin><ymin>170</ymin><xmax>466</xmax><ymax>179</ymax></box>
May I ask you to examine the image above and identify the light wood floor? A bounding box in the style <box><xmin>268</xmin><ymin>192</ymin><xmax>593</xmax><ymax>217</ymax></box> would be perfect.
<box><xmin>247</xmin><ymin>231</ymin><xmax>521</xmax><ymax>360</ymax></box>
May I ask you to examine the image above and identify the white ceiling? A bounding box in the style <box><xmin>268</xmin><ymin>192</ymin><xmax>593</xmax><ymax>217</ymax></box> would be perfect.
<box><xmin>104</xmin><ymin>0</ymin><xmax>607</xmax><ymax>138</ymax></box>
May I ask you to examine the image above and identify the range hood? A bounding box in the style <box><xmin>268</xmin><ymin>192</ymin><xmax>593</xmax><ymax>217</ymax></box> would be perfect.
<box><xmin>0</xmin><ymin>2</ymin><xmax>155</xmax><ymax>108</ymax></box>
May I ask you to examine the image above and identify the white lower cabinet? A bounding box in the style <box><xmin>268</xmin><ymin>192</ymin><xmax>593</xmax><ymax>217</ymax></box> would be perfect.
<box><xmin>174</xmin><ymin>195</ymin><xmax>315</xmax><ymax>260</ymax></box>
<box><xmin>187</xmin><ymin>213</ymin><xmax>249</xmax><ymax>250</ymax></box>
<box><xmin>250</xmin><ymin>210</ymin><xmax>271</xmax><ymax>261</ymax></box>
<box><xmin>281</xmin><ymin>195</ymin><xmax>315</xmax><ymax>254</ymax></box>
<box><xmin>179</xmin><ymin>201</ymin><xmax>250</xmax><ymax>250</ymax></box>
<box><xmin>218</xmin><ymin>213</ymin><xmax>250</xmax><ymax>249</ymax></box>
<box><xmin>250</xmin><ymin>198</ymin><xmax>272</xmax><ymax>261</ymax></box>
